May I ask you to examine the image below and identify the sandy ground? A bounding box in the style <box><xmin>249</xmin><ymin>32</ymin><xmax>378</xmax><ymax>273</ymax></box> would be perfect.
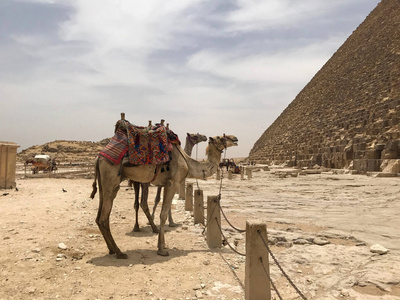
<box><xmin>1</xmin><ymin>167</ymin><xmax>400</xmax><ymax>300</ymax></box>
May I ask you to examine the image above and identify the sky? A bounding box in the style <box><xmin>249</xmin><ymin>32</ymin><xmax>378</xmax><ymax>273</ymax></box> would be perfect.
<box><xmin>0</xmin><ymin>0</ymin><xmax>381</xmax><ymax>158</ymax></box>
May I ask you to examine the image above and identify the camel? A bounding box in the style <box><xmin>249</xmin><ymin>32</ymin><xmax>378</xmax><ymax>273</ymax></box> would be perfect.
<box><xmin>131</xmin><ymin>132</ymin><xmax>208</xmax><ymax>232</ymax></box>
<box><xmin>91</xmin><ymin>128</ymin><xmax>238</xmax><ymax>258</ymax></box>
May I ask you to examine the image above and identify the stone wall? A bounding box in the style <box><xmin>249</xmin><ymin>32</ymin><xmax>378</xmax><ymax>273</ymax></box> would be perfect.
<box><xmin>249</xmin><ymin>0</ymin><xmax>400</xmax><ymax>173</ymax></box>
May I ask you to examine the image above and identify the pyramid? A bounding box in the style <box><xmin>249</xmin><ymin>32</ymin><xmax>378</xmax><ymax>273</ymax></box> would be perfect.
<box><xmin>248</xmin><ymin>0</ymin><xmax>400</xmax><ymax>173</ymax></box>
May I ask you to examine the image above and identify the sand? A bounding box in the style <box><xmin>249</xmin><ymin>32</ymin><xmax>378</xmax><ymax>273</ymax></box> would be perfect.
<box><xmin>1</xmin><ymin>167</ymin><xmax>399</xmax><ymax>299</ymax></box>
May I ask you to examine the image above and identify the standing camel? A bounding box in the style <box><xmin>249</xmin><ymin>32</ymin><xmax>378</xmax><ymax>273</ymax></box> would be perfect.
<box><xmin>91</xmin><ymin>127</ymin><xmax>238</xmax><ymax>258</ymax></box>
<box><xmin>131</xmin><ymin>132</ymin><xmax>208</xmax><ymax>232</ymax></box>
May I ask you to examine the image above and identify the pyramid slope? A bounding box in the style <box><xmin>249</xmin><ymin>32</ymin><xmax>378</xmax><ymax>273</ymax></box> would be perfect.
<box><xmin>249</xmin><ymin>0</ymin><xmax>400</xmax><ymax>172</ymax></box>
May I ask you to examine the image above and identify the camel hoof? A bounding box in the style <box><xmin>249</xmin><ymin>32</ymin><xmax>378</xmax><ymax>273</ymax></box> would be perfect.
<box><xmin>168</xmin><ymin>222</ymin><xmax>179</xmax><ymax>228</ymax></box>
<box><xmin>133</xmin><ymin>225</ymin><xmax>140</xmax><ymax>232</ymax></box>
<box><xmin>152</xmin><ymin>228</ymin><xmax>160</xmax><ymax>233</ymax></box>
<box><xmin>116</xmin><ymin>252</ymin><xmax>128</xmax><ymax>259</ymax></box>
<box><xmin>157</xmin><ymin>249</ymin><xmax>169</xmax><ymax>256</ymax></box>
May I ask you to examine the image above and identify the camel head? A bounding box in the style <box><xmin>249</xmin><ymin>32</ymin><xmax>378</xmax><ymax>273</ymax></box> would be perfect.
<box><xmin>186</xmin><ymin>132</ymin><xmax>208</xmax><ymax>145</ymax></box>
<box><xmin>207</xmin><ymin>134</ymin><xmax>238</xmax><ymax>153</ymax></box>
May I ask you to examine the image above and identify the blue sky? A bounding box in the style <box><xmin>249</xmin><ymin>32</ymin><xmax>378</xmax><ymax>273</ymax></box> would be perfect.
<box><xmin>0</xmin><ymin>0</ymin><xmax>380</xmax><ymax>158</ymax></box>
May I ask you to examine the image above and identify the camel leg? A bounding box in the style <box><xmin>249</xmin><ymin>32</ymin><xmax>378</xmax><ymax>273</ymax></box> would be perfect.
<box><xmin>168</xmin><ymin>208</ymin><xmax>177</xmax><ymax>227</ymax></box>
<box><xmin>157</xmin><ymin>181</ymin><xmax>179</xmax><ymax>256</ymax></box>
<box><xmin>139</xmin><ymin>183</ymin><xmax>159</xmax><ymax>233</ymax></box>
<box><xmin>152</xmin><ymin>186</ymin><xmax>177</xmax><ymax>227</ymax></box>
<box><xmin>151</xmin><ymin>186</ymin><xmax>162</xmax><ymax>220</ymax></box>
<box><xmin>132</xmin><ymin>182</ymin><xmax>141</xmax><ymax>232</ymax></box>
<box><xmin>96</xmin><ymin>161</ymin><xmax>127</xmax><ymax>259</ymax></box>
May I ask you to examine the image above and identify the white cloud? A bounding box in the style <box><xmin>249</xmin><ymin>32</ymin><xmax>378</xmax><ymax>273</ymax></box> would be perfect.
<box><xmin>187</xmin><ymin>35</ymin><xmax>345</xmax><ymax>84</ymax></box>
<box><xmin>225</xmin><ymin>0</ymin><xmax>348</xmax><ymax>32</ymax></box>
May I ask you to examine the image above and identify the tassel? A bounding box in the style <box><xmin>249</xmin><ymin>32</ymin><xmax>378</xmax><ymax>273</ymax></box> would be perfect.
<box><xmin>159</xmin><ymin>142</ymin><xmax>166</xmax><ymax>153</ymax></box>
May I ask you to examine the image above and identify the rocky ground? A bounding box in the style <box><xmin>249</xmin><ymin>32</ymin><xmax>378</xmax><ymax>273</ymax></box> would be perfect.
<box><xmin>1</xmin><ymin>167</ymin><xmax>399</xmax><ymax>299</ymax></box>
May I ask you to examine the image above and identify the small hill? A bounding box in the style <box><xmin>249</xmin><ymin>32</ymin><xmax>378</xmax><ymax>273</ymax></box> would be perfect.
<box><xmin>18</xmin><ymin>139</ymin><xmax>110</xmax><ymax>163</ymax></box>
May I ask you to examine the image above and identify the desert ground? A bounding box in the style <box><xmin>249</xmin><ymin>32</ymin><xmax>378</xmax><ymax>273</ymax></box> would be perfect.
<box><xmin>1</xmin><ymin>166</ymin><xmax>400</xmax><ymax>300</ymax></box>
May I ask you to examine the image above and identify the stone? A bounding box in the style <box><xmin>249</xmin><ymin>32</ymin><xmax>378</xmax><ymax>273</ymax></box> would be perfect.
<box><xmin>58</xmin><ymin>243</ymin><xmax>67</xmax><ymax>250</ymax></box>
<box><xmin>313</xmin><ymin>238</ymin><xmax>330</xmax><ymax>246</ymax></box>
<box><xmin>370</xmin><ymin>244</ymin><xmax>389</xmax><ymax>255</ymax></box>
<box><xmin>293</xmin><ymin>238</ymin><xmax>311</xmax><ymax>245</ymax></box>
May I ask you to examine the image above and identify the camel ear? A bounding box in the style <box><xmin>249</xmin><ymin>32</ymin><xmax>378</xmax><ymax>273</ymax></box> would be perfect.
<box><xmin>187</xmin><ymin>133</ymin><xmax>190</xmax><ymax>137</ymax></box>
<box><xmin>209</xmin><ymin>137</ymin><xmax>214</xmax><ymax>142</ymax></box>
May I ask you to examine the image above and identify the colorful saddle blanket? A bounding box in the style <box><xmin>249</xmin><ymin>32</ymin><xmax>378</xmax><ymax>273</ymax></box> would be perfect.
<box><xmin>99</xmin><ymin>119</ymin><xmax>180</xmax><ymax>165</ymax></box>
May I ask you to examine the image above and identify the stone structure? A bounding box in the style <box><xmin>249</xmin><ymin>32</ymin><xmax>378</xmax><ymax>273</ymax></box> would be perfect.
<box><xmin>0</xmin><ymin>141</ymin><xmax>20</xmax><ymax>189</ymax></box>
<box><xmin>249</xmin><ymin>0</ymin><xmax>400</xmax><ymax>173</ymax></box>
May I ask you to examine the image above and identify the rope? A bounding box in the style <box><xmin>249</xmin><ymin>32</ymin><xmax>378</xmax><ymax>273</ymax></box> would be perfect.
<box><xmin>202</xmin><ymin>146</ymin><xmax>227</xmax><ymax>235</ymax></box>
<box><xmin>217</xmin><ymin>200</ymin><xmax>246</xmax><ymax>233</ymax></box>
<box><xmin>257</xmin><ymin>230</ymin><xmax>308</xmax><ymax>300</ymax></box>
<box><xmin>215</xmin><ymin>217</ymin><xmax>246</xmax><ymax>256</ymax></box>
<box><xmin>259</xmin><ymin>257</ymin><xmax>283</xmax><ymax>300</ymax></box>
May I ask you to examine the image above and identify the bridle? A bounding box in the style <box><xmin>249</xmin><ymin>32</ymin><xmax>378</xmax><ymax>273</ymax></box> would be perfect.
<box><xmin>209</xmin><ymin>134</ymin><xmax>228</xmax><ymax>153</ymax></box>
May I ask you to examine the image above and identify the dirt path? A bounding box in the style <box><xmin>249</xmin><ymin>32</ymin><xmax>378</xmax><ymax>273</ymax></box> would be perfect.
<box><xmin>1</xmin><ymin>168</ymin><xmax>399</xmax><ymax>299</ymax></box>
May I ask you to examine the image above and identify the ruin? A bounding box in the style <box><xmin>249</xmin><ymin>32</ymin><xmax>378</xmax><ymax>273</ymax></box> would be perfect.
<box><xmin>248</xmin><ymin>0</ymin><xmax>400</xmax><ymax>173</ymax></box>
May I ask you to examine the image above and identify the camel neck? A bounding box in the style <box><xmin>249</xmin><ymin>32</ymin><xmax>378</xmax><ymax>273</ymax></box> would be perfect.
<box><xmin>184</xmin><ymin>136</ymin><xmax>195</xmax><ymax>156</ymax></box>
<box><xmin>206</xmin><ymin>144</ymin><xmax>223</xmax><ymax>166</ymax></box>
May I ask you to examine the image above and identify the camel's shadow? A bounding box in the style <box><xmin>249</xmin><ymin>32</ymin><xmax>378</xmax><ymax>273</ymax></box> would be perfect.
<box><xmin>87</xmin><ymin>247</ymin><xmax>214</xmax><ymax>267</ymax></box>
<box><xmin>124</xmin><ymin>223</ymin><xmax>182</xmax><ymax>238</ymax></box>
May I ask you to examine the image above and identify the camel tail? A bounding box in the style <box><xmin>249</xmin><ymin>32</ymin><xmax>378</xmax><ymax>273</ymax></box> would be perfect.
<box><xmin>90</xmin><ymin>158</ymin><xmax>99</xmax><ymax>199</ymax></box>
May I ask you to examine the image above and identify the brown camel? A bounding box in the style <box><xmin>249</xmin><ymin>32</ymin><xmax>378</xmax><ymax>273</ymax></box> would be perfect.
<box><xmin>131</xmin><ymin>132</ymin><xmax>208</xmax><ymax>232</ymax></box>
<box><xmin>91</xmin><ymin>132</ymin><xmax>238</xmax><ymax>258</ymax></box>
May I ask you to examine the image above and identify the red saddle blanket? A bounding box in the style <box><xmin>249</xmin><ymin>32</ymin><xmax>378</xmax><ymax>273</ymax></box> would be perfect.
<box><xmin>99</xmin><ymin>119</ymin><xmax>179</xmax><ymax>165</ymax></box>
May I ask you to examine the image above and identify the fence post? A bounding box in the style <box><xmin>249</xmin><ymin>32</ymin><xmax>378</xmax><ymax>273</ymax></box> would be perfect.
<box><xmin>193</xmin><ymin>189</ymin><xmax>204</xmax><ymax>225</ymax></box>
<box><xmin>246</xmin><ymin>168</ymin><xmax>252</xmax><ymax>179</ymax></box>
<box><xmin>241</xmin><ymin>166</ymin><xmax>245</xmax><ymax>180</ymax></box>
<box><xmin>185</xmin><ymin>183</ymin><xmax>193</xmax><ymax>211</ymax></box>
<box><xmin>206</xmin><ymin>196</ymin><xmax>221</xmax><ymax>248</ymax></box>
<box><xmin>245</xmin><ymin>221</ymin><xmax>271</xmax><ymax>300</ymax></box>
<box><xmin>179</xmin><ymin>180</ymin><xmax>186</xmax><ymax>200</ymax></box>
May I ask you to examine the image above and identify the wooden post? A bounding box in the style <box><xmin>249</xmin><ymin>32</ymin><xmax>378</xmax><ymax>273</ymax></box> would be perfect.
<box><xmin>241</xmin><ymin>166</ymin><xmax>245</xmax><ymax>180</ymax></box>
<box><xmin>179</xmin><ymin>180</ymin><xmax>185</xmax><ymax>200</ymax></box>
<box><xmin>216</xmin><ymin>168</ymin><xmax>221</xmax><ymax>180</ymax></box>
<box><xmin>185</xmin><ymin>183</ymin><xmax>193</xmax><ymax>211</ymax></box>
<box><xmin>193</xmin><ymin>189</ymin><xmax>204</xmax><ymax>225</ymax></box>
<box><xmin>206</xmin><ymin>196</ymin><xmax>221</xmax><ymax>248</ymax></box>
<box><xmin>246</xmin><ymin>168</ymin><xmax>252</xmax><ymax>179</ymax></box>
<box><xmin>245</xmin><ymin>221</ymin><xmax>271</xmax><ymax>300</ymax></box>
<box><xmin>228</xmin><ymin>169</ymin><xmax>233</xmax><ymax>180</ymax></box>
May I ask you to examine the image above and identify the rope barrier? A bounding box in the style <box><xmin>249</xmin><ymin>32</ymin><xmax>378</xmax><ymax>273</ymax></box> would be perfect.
<box><xmin>259</xmin><ymin>257</ymin><xmax>283</xmax><ymax>300</ymax></box>
<box><xmin>201</xmin><ymin>197</ymin><xmax>218</xmax><ymax>235</ymax></box>
<box><xmin>215</xmin><ymin>217</ymin><xmax>246</xmax><ymax>256</ymax></box>
<box><xmin>257</xmin><ymin>230</ymin><xmax>308</xmax><ymax>300</ymax></box>
<box><xmin>217</xmin><ymin>200</ymin><xmax>246</xmax><ymax>233</ymax></box>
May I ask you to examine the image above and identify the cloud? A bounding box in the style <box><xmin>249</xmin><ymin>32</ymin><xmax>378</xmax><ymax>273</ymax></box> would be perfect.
<box><xmin>225</xmin><ymin>0</ymin><xmax>349</xmax><ymax>32</ymax></box>
<box><xmin>0</xmin><ymin>0</ymin><xmax>381</xmax><ymax>157</ymax></box>
<box><xmin>187</xmin><ymin>35</ymin><xmax>344</xmax><ymax>84</ymax></box>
